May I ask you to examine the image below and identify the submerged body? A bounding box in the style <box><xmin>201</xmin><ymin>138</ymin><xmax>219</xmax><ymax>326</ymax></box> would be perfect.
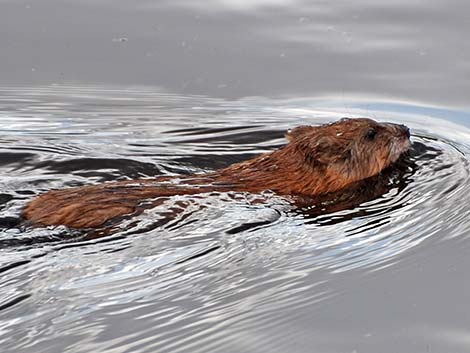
<box><xmin>23</xmin><ymin>118</ymin><xmax>411</xmax><ymax>228</ymax></box>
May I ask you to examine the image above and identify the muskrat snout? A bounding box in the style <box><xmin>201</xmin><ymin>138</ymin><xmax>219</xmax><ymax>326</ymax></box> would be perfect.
<box><xmin>399</xmin><ymin>124</ymin><xmax>411</xmax><ymax>139</ymax></box>
<box><xmin>385</xmin><ymin>122</ymin><xmax>412</xmax><ymax>164</ymax></box>
<box><xmin>387</xmin><ymin>122</ymin><xmax>411</xmax><ymax>141</ymax></box>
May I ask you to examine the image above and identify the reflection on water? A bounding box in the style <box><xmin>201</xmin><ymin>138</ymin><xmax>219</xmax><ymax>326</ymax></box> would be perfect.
<box><xmin>1</xmin><ymin>86</ymin><xmax>470</xmax><ymax>353</ymax></box>
<box><xmin>3</xmin><ymin>0</ymin><xmax>470</xmax><ymax>108</ymax></box>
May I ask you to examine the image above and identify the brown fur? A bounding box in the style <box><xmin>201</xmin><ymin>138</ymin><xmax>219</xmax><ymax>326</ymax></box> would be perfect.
<box><xmin>22</xmin><ymin>118</ymin><xmax>411</xmax><ymax>229</ymax></box>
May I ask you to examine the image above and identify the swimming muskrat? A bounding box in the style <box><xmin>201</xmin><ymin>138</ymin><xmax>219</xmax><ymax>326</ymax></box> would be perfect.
<box><xmin>22</xmin><ymin>118</ymin><xmax>411</xmax><ymax>229</ymax></box>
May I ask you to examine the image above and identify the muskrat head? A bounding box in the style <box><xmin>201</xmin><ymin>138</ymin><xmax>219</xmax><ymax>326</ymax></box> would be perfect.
<box><xmin>286</xmin><ymin>118</ymin><xmax>411</xmax><ymax>188</ymax></box>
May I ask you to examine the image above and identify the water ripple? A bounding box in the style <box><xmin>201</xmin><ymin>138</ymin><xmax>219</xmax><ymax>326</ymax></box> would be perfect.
<box><xmin>1</xmin><ymin>85</ymin><xmax>469</xmax><ymax>353</ymax></box>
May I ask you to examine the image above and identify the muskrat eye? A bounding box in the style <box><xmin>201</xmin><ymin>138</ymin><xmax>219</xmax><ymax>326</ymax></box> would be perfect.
<box><xmin>366</xmin><ymin>128</ymin><xmax>377</xmax><ymax>140</ymax></box>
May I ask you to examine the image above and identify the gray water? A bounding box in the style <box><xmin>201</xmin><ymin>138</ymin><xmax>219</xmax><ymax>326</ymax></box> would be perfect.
<box><xmin>1</xmin><ymin>1</ymin><xmax>470</xmax><ymax>353</ymax></box>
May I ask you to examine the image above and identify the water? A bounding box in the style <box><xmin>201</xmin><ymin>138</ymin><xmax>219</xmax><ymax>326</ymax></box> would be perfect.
<box><xmin>2</xmin><ymin>1</ymin><xmax>470</xmax><ymax>353</ymax></box>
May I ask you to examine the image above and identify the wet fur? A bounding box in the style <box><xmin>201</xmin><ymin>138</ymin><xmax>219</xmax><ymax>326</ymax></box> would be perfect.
<box><xmin>22</xmin><ymin>118</ymin><xmax>411</xmax><ymax>229</ymax></box>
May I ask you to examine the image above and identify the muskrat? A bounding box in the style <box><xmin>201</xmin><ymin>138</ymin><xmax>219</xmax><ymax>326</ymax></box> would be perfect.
<box><xmin>22</xmin><ymin>118</ymin><xmax>411</xmax><ymax>229</ymax></box>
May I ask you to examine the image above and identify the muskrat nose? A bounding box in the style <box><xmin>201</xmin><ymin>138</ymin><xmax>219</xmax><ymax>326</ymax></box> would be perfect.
<box><xmin>400</xmin><ymin>124</ymin><xmax>411</xmax><ymax>138</ymax></box>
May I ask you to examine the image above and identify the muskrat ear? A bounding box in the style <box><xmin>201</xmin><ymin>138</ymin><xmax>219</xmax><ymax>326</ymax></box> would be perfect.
<box><xmin>285</xmin><ymin>126</ymin><xmax>316</xmax><ymax>142</ymax></box>
<box><xmin>301</xmin><ymin>136</ymin><xmax>352</xmax><ymax>167</ymax></box>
